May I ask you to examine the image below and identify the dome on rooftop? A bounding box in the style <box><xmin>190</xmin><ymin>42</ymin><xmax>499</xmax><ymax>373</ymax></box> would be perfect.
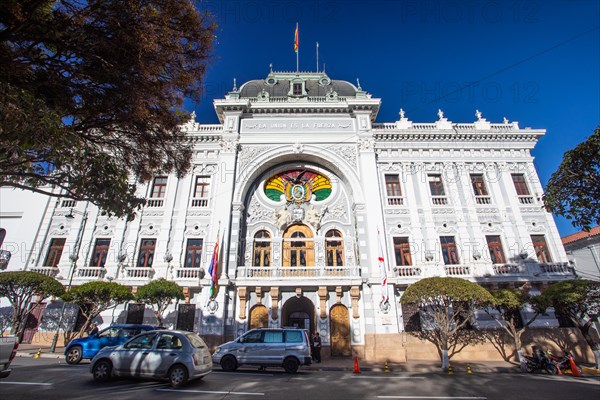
<box><xmin>237</xmin><ymin>72</ymin><xmax>360</xmax><ymax>98</ymax></box>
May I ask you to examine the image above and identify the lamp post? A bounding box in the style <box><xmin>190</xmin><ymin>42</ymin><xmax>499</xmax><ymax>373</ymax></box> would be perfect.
<box><xmin>50</xmin><ymin>208</ymin><xmax>88</xmax><ymax>353</ymax></box>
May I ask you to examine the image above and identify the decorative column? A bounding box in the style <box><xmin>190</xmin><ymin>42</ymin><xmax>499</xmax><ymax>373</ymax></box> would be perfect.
<box><xmin>350</xmin><ymin>286</ymin><xmax>361</xmax><ymax>319</ymax></box>
<box><xmin>237</xmin><ymin>287</ymin><xmax>248</xmax><ymax>320</ymax></box>
<box><xmin>318</xmin><ymin>287</ymin><xmax>328</xmax><ymax>319</ymax></box>
<box><xmin>270</xmin><ymin>287</ymin><xmax>280</xmax><ymax>320</ymax></box>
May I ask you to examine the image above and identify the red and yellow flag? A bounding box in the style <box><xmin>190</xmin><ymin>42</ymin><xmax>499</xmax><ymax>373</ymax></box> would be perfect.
<box><xmin>294</xmin><ymin>23</ymin><xmax>299</xmax><ymax>53</ymax></box>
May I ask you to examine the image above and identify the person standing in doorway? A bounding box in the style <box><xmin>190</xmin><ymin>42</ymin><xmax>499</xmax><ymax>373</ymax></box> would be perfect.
<box><xmin>313</xmin><ymin>332</ymin><xmax>322</xmax><ymax>363</ymax></box>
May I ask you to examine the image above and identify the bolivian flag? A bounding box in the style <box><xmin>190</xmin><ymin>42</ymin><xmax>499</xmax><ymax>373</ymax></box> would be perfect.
<box><xmin>294</xmin><ymin>23</ymin><xmax>299</xmax><ymax>53</ymax></box>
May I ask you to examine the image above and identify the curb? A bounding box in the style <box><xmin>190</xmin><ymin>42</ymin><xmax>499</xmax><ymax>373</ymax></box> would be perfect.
<box><xmin>581</xmin><ymin>367</ymin><xmax>600</xmax><ymax>375</ymax></box>
<box><xmin>17</xmin><ymin>351</ymin><xmax>63</xmax><ymax>359</ymax></box>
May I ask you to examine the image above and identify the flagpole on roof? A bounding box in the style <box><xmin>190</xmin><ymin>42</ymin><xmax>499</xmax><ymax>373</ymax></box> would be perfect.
<box><xmin>294</xmin><ymin>23</ymin><xmax>299</xmax><ymax>72</ymax></box>
<box><xmin>316</xmin><ymin>42</ymin><xmax>319</xmax><ymax>72</ymax></box>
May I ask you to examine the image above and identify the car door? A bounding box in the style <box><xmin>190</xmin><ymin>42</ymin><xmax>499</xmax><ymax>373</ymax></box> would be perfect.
<box><xmin>113</xmin><ymin>332</ymin><xmax>158</xmax><ymax>377</ymax></box>
<box><xmin>141</xmin><ymin>333</ymin><xmax>184</xmax><ymax>378</ymax></box>
<box><xmin>262</xmin><ymin>330</ymin><xmax>285</xmax><ymax>364</ymax></box>
<box><xmin>237</xmin><ymin>330</ymin><xmax>265</xmax><ymax>364</ymax></box>
<box><xmin>89</xmin><ymin>327</ymin><xmax>119</xmax><ymax>354</ymax></box>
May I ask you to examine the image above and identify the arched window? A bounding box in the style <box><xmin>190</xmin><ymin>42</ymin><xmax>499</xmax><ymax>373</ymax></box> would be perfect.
<box><xmin>253</xmin><ymin>230</ymin><xmax>271</xmax><ymax>267</ymax></box>
<box><xmin>325</xmin><ymin>230</ymin><xmax>344</xmax><ymax>266</ymax></box>
<box><xmin>0</xmin><ymin>228</ymin><xmax>6</xmax><ymax>247</ymax></box>
<box><xmin>283</xmin><ymin>225</ymin><xmax>314</xmax><ymax>273</ymax></box>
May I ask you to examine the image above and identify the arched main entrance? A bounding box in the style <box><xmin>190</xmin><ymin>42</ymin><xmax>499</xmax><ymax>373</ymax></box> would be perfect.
<box><xmin>249</xmin><ymin>304</ymin><xmax>268</xmax><ymax>329</ymax></box>
<box><xmin>281</xmin><ymin>296</ymin><xmax>315</xmax><ymax>333</ymax></box>
<box><xmin>330</xmin><ymin>304</ymin><xmax>351</xmax><ymax>356</ymax></box>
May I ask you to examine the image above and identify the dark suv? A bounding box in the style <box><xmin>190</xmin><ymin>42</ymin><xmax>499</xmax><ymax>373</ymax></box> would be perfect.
<box><xmin>65</xmin><ymin>324</ymin><xmax>157</xmax><ymax>364</ymax></box>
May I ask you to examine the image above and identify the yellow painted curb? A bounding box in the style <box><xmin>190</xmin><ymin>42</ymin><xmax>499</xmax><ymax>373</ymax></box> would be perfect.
<box><xmin>581</xmin><ymin>367</ymin><xmax>600</xmax><ymax>375</ymax></box>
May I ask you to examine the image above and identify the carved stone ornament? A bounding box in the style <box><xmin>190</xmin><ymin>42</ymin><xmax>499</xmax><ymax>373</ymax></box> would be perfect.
<box><xmin>358</xmin><ymin>138</ymin><xmax>374</xmax><ymax>151</ymax></box>
<box><xmin>239</xmin><ymin>146</ymin><xmax>271</xmax><ymax>173</ymax></box>
<box><xmin>206</xmin><ymin>299</ymin><xmax>219</xmax><ymax>314</ymax></box>
<box><xmin>330</xmin><ymin>145</ymin><xmax>357</xmax><ymax>170</ymax></box>
<box><xmin>220</xmin><ymin>139</ymin><xmax>239</xmax><ymax>153</ymax></box>
<box><xmin>193</xmin><ymin>164</ymin><xmax>218</xmax><ymax>175</ymax></box>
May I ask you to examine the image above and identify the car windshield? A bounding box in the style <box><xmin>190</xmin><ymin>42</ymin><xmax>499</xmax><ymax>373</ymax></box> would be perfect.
<box><xmin>185</xmin><ymin>333</ymin><xmax>207</xmax><ymax>348</ymax></box>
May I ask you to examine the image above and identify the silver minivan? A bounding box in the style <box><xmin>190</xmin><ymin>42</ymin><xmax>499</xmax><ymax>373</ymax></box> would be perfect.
<box><xmin>212</xmin><ymin>328</ymin><xmax>312</xmax><ymax>373</ymax></box>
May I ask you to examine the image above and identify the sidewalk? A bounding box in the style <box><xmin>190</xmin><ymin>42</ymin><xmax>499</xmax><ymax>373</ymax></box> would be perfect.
<box><xmin>16</xmin><ymin>343</ymin><xmax>600</xmax><ymax>375</ymax></box>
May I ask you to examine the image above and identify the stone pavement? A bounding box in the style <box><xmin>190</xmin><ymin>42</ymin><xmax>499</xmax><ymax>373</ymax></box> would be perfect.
<box><xmin>15</xmin><ymin>343</ymin><xmax>599</xmax><ymax>375</ymax></box>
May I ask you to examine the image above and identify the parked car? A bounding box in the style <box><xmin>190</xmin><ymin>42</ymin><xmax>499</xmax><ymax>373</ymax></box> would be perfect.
<box><xmin>212</xmin><ymin>328</ymin><xmax>312</xmax><ymax>373</ymax></box>
<box><xmin>90</xmin><ymin>330</ymin><xmax>212</xmax><ymax>387</ymax></box>
<box><xmin>0</xmin><ymin>335</ymin><xmax>19</xmax><ymax>378</ymax></box>
<box><xmin>65</xmin><ymin>324</ymin><xmax>157</xmax><ymax>364</ymax></box>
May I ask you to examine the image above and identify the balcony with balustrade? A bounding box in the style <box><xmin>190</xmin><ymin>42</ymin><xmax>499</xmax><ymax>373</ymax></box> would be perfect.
<box><xmin>431</xmin><ymin>196</ymin><xmax>448</xmax><ymax>206</ymax></box>
<box><xmin>29</xmin><ymin>266</ymin><xmax>59</xmax><ymax>277</ymax></box>
<box><xmin>76</xmin><ymin>266</ymin><xmax>106</xmax><ymax>279</ymax></box>
<box><xmin>124</xmin><ymin>266</ymin><xmax>154</xmax><ymax>279</ymax></box>
<box><xmin>241</xmin><ymin>265</ymin><xmax>359</xmax><ymax>279</ymax></box>
<box><xmin>492</xmin><ymin>264</ymin><xmax>522</xmax><ymax>275</ymax></box>
<box><xmin>386</xmin><ymin>196</ymin><xmax>406</xmax><ymax>206</ymax></box>
<box><xmin>539</xmin><ymin>262</ymin><xmax>574</xmax><ymax>275</ymax></box>
<box><xmin>444</xmin><ymin>264</ymin><xmax>471</xmax><ymax>276</ymax></box>
<box><xmin>176</xmin><ymin>268</ymin><xmax>204</xmax><ymax>280</ymax></box>
<box><xmin>0</xmin><ymin>250</ymin><xmax>11</xmax><ymax>270</ymax></box>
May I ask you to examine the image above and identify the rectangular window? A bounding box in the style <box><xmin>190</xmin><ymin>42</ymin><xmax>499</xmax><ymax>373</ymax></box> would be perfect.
<box><xmin>428</xmin><ymin>174</ymin><xmax>445</xmax><ymax>196</ymax></box>
<box><xmin>137</xmin><ymin>239</ymin><xmax>156</xmax><ymax>268</ymax></box>
<box><xmin>151</xmin><ymin>176</ymin><xmax>168</xmax><ymax>198</ymax></box>
<box><xmin>486</xmin><ymin>236</ymin><xmax>506</xmax><ymax>264</ymax></box>
<box><xmin>440</xmin><ymin>236</ymin><xmax>460</xmax><ymax>265</ymax></box>
<box><xmin>511</xmin><ymin>174</ymin><xmax>530</xmax><ymax>196</ymax></box>
<box><xmin>44</xmin><ymin>238</ymin><xmax>66</xmax><ymax>267</ymax></box>
<box><xmin>470</xmin><ymin>174</ymin><xmax>488</xmax><ymax>196</ymax></box>
<box><xmin>264</xmin><ymin>331</ymin><xmax>283</xmax><ymax>343</ymax></box>
<box><xmin>531</xmin><ymin>235</ymin><xmax>552</xmax><ymax>263</ymax></box>
<box><xmin>184</xmin><ymin>239</ymin><xmax>203</xmax><ymax>268</ymax></box>
<box><xmin>293</xmin><ymin>83</ymin><xmax>302</xmax><ymax>96</ymax></box>
<box><xmin>90</xmin><ymin>239</ymin><xmax>111</xmax><ymax>267</ymax></box>
<box><xmin>393</xmin><ymin>237</ymin><xmax>412</xmax><ymax>266</ymax></box>
<box><xmin>193</xmin><ymin>176</ymin><xmax>210</xmax><ymax>198</ymax></box>
<box><xmin>385</xmin><ymin>175</ymin><xmax>402</xmax><ymax>197</ymax></box>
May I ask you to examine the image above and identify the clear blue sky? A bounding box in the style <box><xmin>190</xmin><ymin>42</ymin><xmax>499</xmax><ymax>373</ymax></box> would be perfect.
<box><xmin>190</xmin><ymin>0</ymin><xmax>600</xmax><ymax>238</ymax></box>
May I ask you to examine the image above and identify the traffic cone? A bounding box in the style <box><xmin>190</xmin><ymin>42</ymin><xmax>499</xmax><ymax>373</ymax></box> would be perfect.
<box><xmin>569</xmin><ymin>355</ymin><xmax>582</xmax><ymax>377</ymax></box>
<box><xmin>353</xmin><ymin>356</ymin><xmax>361</xmax><ymax>374</ymax></box>
<box><xmin>33</xmin><ymin>348</ymin><xmax>41</xmax><ymax>359</ymax></box>
<box><xmin>448</xmin><ymin>364</ymin><xmax>454</xmax><ymax>375</ymax></box>
<box><xmin>383</xmin><ymin>361</ymin><xmax>391</xmax><ymax>373</ymax></box>
<box><xmin>467</xmin><ymin>364</ymin><xmax>472</xmax><ymax>374</ymax></box>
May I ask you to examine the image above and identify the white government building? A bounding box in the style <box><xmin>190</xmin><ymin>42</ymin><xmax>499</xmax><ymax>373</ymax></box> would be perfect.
<box><xmin>0</xmin><ymin>70</ymin><xmax>576</xmax><ymax>360</ymax></box>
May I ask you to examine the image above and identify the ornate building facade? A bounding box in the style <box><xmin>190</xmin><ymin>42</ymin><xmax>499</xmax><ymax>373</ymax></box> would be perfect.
<box><xmin>0</xmin><ymin>70</ymin><xmax>576</xmax><ymax>359</ymax></box>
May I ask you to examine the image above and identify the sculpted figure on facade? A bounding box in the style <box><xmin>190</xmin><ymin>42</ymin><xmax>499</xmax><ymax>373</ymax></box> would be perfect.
<box><xmin>275</xmin><ymin>206</ymin><xmax>292</xmax><ymax>230</ymax></box>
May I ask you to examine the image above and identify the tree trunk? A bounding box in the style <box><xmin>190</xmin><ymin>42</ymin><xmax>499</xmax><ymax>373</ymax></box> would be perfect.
<box><xmin>513</xmin><ymin>332</ymin><xmax>528</xmax><ymax>372</ymax></box>
<box><xmin>441</xmin><ymin>349</ymin><xmax>449</xmax><ymax>370</ymax></box>
<box><xmin>580</xmin><ymin>323</ymin><xmax>600</xmax><ymax>369</ymax></box>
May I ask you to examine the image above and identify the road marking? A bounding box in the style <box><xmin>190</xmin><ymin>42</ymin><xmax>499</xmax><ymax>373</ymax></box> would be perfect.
<box><xmin>212</xmin><ymin>371</ymin><xmax>275</xmax><ymax>377</ymax></box>
<box><xmin>157</xmin><ymin>389</ymin><xmax>264</xmax><ymax>395</ymax></box>
<box><xmin>0</xmin><ymin>382</ymin><xmax>53</xmax><ymax>386</ymax></box>
<box><xmin>348</xmin><ymin>376</ymin><xmax>425</xmax><ymax>379</ymax></box>
<box><xmin>378</xmin><ymin>397</ymin><xmax>486</xmax><ymax>399</ymax></box>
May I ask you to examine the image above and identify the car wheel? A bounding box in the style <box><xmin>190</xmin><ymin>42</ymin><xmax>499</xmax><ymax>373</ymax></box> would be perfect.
<box><xmin>92</xmin><ymin>360</ymin><xmax>112</xmax><ymax>382</ymax></box>
<box><xmin>283</xmin><ymin>357</ymin><xmax>299</xmax><ymax>373</ymax></box>
<box><xmin>66</xmin><ymin>346</ymin><xmax>83</xmax><ymax>365</ymax></box>
<box><xmin>220</xmin><ymin>355</ymin><xmax>238</xmax><ymax>372</ymax></box>
<box><xmin>168</xmin><ymin>364</ymin><xmax>189</xmax><ymax>388</ymax></box>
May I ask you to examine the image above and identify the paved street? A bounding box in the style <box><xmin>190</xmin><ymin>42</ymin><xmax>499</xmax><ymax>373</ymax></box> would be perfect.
<box><xmin>1</xmin><ymin>357</ymin><xmax>598</xmax><ymax>400</ymax></box>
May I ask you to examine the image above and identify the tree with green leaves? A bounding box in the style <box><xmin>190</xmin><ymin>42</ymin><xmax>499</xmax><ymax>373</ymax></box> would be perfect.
<box><xmin>543</xmin><ymin>126</ymin><xmax>600</xmax><ymax>231</ymax></box>
<box><xmin>0</xmin><ymin>271</ymin><xmax>64</xmax><ymax>337</ymax></box>
<box><xmin>135</xmin><ymin>278</ymin><xmax>184</xmax><ymax>327</ymax></box>
<box><xmin>0</xmin><ymin>0</ymin><xmax>216</xmax><ymax>217</ymax></box>
<box><xmin>485</xmin><ymin>286</ymin><xmax>550</xmax><ymax>371</ymax></box>
<box><xmin>62</xmin><ymin>281</ymin><xmax>133</xmax><ymax>339</ymax></box>
<box><xmin>542</xmin><ymin>279</ymin><xmax>600</xmax><ymax>369</ymax></box>
<box><xmin>401</xmin><ymin>277</ymin><xmax>495</xmax><ymax>370</ymax></box>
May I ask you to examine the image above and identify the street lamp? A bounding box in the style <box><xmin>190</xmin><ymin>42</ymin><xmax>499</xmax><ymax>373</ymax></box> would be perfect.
<box><xmin>50</xmin><ymin>208</ymin><xmax>88</xmax><ymax>353</ymax></box>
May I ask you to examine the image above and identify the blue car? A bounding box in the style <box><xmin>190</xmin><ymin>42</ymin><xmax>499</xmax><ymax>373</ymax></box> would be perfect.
<box><xmin>65</xmin><ymin>324</ymin><xmax>157</xmax><ymax>365</ymax></box>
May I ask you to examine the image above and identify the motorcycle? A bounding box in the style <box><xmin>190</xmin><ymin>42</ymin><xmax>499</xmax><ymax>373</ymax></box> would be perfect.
<box><xmin>547</xmin><ymin>351</ymin><xmax>583</xmax><ymax>375</ymax></box>
<box><xmin>523</xmin><ymin>349</ymin><xmax>559</xmax><ymax>374</ymax></box>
